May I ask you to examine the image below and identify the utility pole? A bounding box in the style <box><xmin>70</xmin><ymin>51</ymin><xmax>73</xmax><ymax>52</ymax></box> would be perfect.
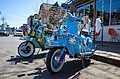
<box><xmin>101</xmin><ymin>0</ymin><xmax>104</xmax><ymax>45</ymax></box>
<box><xmin>0</xmin><ymin>11</ymin><xmax>1</xmax><ymax>25</ymax></box>
<box><xmin>109</xmin><ymin>0</ymin><xmax>112</xmax><ymax>26</ymax></box>
<box><xmin>46</xmin><ymin>0</ymin><xmax>48</xmax><ymax>3</ymax></box>
<box><xmin>93</xmin><ymin>0</ymin><xmax>97</xmax><ymax>43</ymax></box>
<box><xmin>1</xmin><ymin>16</ymin><xmax>6</xmax><ymax>25</ymax></box>
<box><xmin>1</xmin><ymin>16</ymin><xmax>6</xmax><ymax>30</ymax></box>
<box><xmin>0</xmin><ymin>11</ymin><xmax>1</xmax><ymax>24</ymax></box>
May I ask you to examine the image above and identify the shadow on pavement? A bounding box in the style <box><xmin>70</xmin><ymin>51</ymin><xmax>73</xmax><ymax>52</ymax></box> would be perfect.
<box><xmin>96</xmin><ymin>42</ymin><xmax>120</xmax><ymax>54</ymax></box>
<box><xmin>6</xmin><ymin>52</ymin><xmax>47</xmax><ymax>65</ymax></box>
<box><xmin>17</xmin><ymin>60</ymin><xmax>91</xmax><ymax>79</ymax></box>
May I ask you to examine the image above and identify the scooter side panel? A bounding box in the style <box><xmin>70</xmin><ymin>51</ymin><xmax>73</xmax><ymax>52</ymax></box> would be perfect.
<box><xmin>72</xmin><ymin>39</ymin><xmax>81</xmax><ymax>55</ymax></box>
<box><xmin>32</xmin><ymin>38</ymin><xmax>42</xmax><ymax>48</ymax></box>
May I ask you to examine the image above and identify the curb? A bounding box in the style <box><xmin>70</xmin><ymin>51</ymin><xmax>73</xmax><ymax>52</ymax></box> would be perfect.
<box><xmin>92</xmin><ymin>51</ymin><xmax>120</xmax><ymax>67</ymax></box>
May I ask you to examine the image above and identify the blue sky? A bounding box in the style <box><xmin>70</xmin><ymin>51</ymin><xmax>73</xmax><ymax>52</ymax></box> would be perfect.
<box><xmin>0</xmin><ymin>0</ymin><xmax>65</xmax><ymax>28</ymax></box>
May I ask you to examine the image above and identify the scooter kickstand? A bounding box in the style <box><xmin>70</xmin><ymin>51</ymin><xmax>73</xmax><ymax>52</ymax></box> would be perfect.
<box><xmin>37</xmin><ymin>48</ymin><xmax>41</xmax><ymax>54</ymax></box>
<box><xmin>81</xmin><ymin>51</ymin><xmax>85</xmax><ymax>68</ymax></box>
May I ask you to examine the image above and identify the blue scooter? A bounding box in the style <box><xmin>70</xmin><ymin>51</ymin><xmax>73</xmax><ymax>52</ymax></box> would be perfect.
<box><xmin>46</xmin><ymin>12</ymin><xmax>96</xmax><ymax>74</ymax></box>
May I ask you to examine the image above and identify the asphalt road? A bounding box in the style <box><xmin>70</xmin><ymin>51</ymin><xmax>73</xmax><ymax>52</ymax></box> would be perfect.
<box><xmin>0</xmin><ymin>36</ymin><xmax>120</xmax><ymax>79</ymax></box>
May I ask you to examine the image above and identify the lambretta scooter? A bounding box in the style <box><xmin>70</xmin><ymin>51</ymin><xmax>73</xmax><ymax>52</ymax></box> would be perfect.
<box><xmin>46</xmin><ymin>12</ymin><xmax>96</xmax><ymax>74</ymax></box>
<box><xmin>18</xmin><ymin>18</ymin><xmax>51</xmax><ymax>58</ymax></box>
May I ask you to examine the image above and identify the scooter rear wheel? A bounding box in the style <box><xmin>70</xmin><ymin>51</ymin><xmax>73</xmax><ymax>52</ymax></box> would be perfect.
<box><xmin>18</xmin><ymin>41</ymin><xmax>35</xmax><ymax>58</ymax></box>
<box><xmin>46</xmin><ymin>48</ymin><xmax>65</xmax><ymax>74</ymax></box>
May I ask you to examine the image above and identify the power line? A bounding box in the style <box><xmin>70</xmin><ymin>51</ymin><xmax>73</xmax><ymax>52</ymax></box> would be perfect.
<box><xmin>0</xmin><ymin>6</ymin><xmax>26</xmax><ymax>18</ymax></box>
<box><xmin>0</xmin><ymin>7</ymin><xmax>27</xmax><ymax>25</ymax></box>
<box><xmin>1</xmin><ymin>12</ymin><xmax>27</xmax><ymax>20</ymax></box>
<box><xmin>1</xmin><ymin>0</ymin><xmax>15</xmax><ymax>5</ymax></box>
<box><xmin>2</xmin><ymin>14</ymin><xmax>24</xmax><ymax>24</ymax></box>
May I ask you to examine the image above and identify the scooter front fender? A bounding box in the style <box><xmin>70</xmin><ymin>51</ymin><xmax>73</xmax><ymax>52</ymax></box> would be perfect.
<box><xmin>20</xmin><ymin>36</ymin><xmax>41</xmax><ymax>48</ymax></box>
<box><xmin>48</xmin><ymin>40</ymin><xmax>75</xmax><ymax>57</ymax></box>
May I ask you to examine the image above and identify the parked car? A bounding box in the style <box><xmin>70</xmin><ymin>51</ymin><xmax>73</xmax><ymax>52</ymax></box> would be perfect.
<box><xmin>14</xmin><ymin>29</ymin><xmax>23</xmax><ymax>37</ymax></box>
<box><xmin>0</xmin><ymin>30</ymin><xmax>9</xmax><ymax>36</ymax></box>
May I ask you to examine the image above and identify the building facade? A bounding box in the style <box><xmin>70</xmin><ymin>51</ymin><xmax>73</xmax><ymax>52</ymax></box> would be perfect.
<box><xmin>38</xmin><ymin>2</ymin><xmax>63</xmax><ymax>26</ymax></box>
<box><xmin>68</xmin><ymin>0</ymin><xmax>120</xmax><ymax>41</ymax></box>
<box><xmin>49</xmin><ymin>2</ymin><xmax>62</xmax><ymax>26</ymax></box>
<box><xmin>39</xmin><ymin>3</ymin><xmax>52</xmax><ymax>24</ymax></box>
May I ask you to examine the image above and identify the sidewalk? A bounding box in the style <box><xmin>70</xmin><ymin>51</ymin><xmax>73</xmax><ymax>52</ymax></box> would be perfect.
<box><xmin>92</xmin><ymin>42</ymin><xmax>120</xmax><ymax>67</ymax></box>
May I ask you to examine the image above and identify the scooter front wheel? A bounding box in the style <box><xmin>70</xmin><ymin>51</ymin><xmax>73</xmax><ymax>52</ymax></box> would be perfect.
<box><xmin>46</xmin><ymin>48</ymin><xmax>65</xmax><ymax>74</ymax></box>
<box><xmin>18</xmin><ymin>41</ymin><xmax>35</xmax><ymax>58</ymax></box>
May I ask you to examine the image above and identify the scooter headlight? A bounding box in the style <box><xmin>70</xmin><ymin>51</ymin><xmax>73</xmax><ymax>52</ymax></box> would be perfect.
<box><xmin>69</xmin><ymin>36</ymin><xmax>76</xmax><ymax>44</ymax></box>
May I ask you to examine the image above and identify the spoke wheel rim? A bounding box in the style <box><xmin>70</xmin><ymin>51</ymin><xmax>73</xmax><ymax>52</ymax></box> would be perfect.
<box><xmin>50</xmin><ymin>49</ymin><xmax>64</xmax><ymax>73</ymax></box>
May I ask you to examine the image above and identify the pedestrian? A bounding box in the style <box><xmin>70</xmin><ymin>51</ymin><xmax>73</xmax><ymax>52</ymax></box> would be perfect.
<box><xmin>82</xmin><ymin>15</ymin><xmax>91</xmax><ymax>36</ymax></box>
<box><xmin>95</xmin><ymin>17</ymin><xmax>101</xmax><ymax>33</ymax></box>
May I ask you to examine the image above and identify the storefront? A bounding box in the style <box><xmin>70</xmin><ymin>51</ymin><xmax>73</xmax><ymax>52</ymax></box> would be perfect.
<box><xmin>68</xmin><ymin>0</ymin><xmax>120</xmax><ymax>42</ymax></box>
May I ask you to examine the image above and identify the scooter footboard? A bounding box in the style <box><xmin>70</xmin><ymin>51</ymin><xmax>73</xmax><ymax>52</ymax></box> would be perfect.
<box><xmin>80</xmin><ymin>44</ymin><xmax>97</xmax><ymax>57</ymax></box>
<box><xmin>20</xmin><ymin>36</ymin><xmax>32</xmax><ymax>41</ymax></box>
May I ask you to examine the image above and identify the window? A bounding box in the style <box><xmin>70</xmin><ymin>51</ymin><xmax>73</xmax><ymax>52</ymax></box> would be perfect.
<box><xmin>111</xmin><ymin>0</ymin><xmax>120</xmax><ymax>25</ymax></box>
<box><xmin>97</xmin><ymin>0</ymin><xmax>110</xmax><ymax>26</ymax></box>
<box><xmin>97</xmin><ymin>0</ymin><xmax>120</xmax><ymax>26</ymax></box>
<box><xmin>76</xmin><ymin>1</ymin><xmax>94</xmax><ymax>26</ymax></box>
<box><xmin>76</xmin><ymin>0</ymin><xmax>120</xmax><ymax>26</ymax></box>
